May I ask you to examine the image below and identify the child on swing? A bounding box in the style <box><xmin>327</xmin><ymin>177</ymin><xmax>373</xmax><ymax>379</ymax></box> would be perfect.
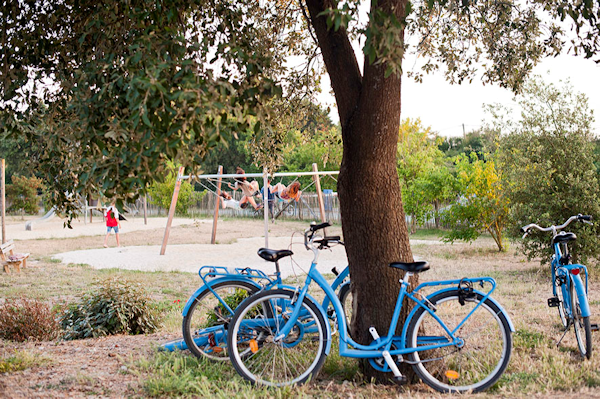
<box><xmin>271</xmin><ymin>181</ymin><xmax>302</xmax><ymax>202</ymax></box>
<box><xmin>227</xmin><ymin>167</ymin><xmax>263</xmax><ymax>210</ymax></box>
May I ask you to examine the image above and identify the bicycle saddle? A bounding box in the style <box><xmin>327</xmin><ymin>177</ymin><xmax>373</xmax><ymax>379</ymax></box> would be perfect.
<box><xmin>257</xmin><ymin>248</ymin><xmax>294</xmax><ymax>262</ymax></box>
<box><xmin>389</xmin><ymin>261</ymin><xmax>430</xmax><ymax>273</ymax></box>
<box><xmin>552</xmin><ymin>232</ymin><xmax>577</xmax><ymax>245</ymax></box>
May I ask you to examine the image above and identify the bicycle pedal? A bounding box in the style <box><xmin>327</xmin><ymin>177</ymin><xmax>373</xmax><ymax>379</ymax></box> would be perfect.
<box><xmin>547</xmin><ymin>297</ymin><xmax>560</xmax><ymax>308</ymax></box>
<box><xmin>591</xmin><ymin>323</ymin><xmax>599</xmax><ymax>332</ymax></box>
<box><xmin>393</xmin><ymin>375</ymin><xmax>408</xmax><ymax>385</ymax></box>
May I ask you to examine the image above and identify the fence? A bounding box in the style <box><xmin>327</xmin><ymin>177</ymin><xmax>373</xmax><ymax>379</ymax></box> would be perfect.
<box><xmin>29</xmin><ymin>192</ymin><xmax>443</xmax><ymax>229</ymax></box>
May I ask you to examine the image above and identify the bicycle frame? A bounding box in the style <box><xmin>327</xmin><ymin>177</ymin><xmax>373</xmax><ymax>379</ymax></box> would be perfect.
<box><xmin>273</xmin><ymin>253</ymin><xmax>514</xmax><ymax>360</ymax></box>
<box><xmin>177</xmin><ymin>263</ymin><xmax>349</xmax><ymax>351</ymax></box>
<box><xmin>551</xmin><ymin>243</ymin><xmax>591</xmax><ymax>318</ymax></box>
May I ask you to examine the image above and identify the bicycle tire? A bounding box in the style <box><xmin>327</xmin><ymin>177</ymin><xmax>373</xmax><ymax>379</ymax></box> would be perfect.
<box><xmin>227</xmin><ymin>289</ymin><xmax>328</xmax><ymax>386</ymax></box>
<box><xmin>556</xmin><ymin>275</ymin><xmax>569</xmax><ymax>328</ymax></box>
<box><xmin>569</xmin><ymin>276</ymin><xmax>592</xmax><ymax>359</ymax></box>
<box><xmin>182</xmin><ymin>280</ymin><xmax>259</xmax><ymax>361</ymax></box>
<box><xmin>338</xmin><ymin>282</ymin><xmax>353</xmax><ymax>337</ymax></box>
<box><xmin>406</xmin><ymin>289</ymin><xmax>512</xmax><ymax>393</ymax></box>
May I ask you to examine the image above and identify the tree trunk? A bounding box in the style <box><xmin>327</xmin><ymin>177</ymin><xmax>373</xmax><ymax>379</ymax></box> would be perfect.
<box><xmin>434</xmin><ymin>200</ymin><xmax>441</xmax><ymax>229</ymax></box>
<box><xmin>306</xmin><ymin>0</ymin><xmax>416</xmax><ymax>382</ymax></box>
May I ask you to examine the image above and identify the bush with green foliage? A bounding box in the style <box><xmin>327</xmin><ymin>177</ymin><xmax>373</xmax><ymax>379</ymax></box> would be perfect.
<box><xmin>59</xmin><ymin>279</ymin><xmax>161</xmax><ymax>340</ymax></box>
<box><xmin>0</xmin><ymin>298</ymin><xmax>61</xmax><ymax>342</ymax></box>
<box><xmin>148</xmin><ymin>162</ymin><xmax>204</xmax><ymax>215</ymax></box>
<box><xmin>6</xmin><ymin>175</ymin><xmax>44</xmax><ymax>214</ymax></box>
<box><xmin>493</xmin><ymin>77</ymin><xmax>600</xmax><ymax>263</ymax></box>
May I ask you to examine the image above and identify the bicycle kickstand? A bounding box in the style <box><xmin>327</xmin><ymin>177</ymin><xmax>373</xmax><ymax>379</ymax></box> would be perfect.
<box><xmin>556</xmin><ymin>325</ymin><xmax>571</xmax><ymax>348</ymax></box>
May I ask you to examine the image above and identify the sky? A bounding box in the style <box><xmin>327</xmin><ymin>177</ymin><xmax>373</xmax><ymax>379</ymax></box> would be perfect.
<box><xmin>314</xmin><ymin>22</ymin><xmax>600</xmax><ymax>139</ymax></box>
<box><xmin>317</xmin><ymin>53</ymin><xmax>600</xmax><ymax>138</ymax></box>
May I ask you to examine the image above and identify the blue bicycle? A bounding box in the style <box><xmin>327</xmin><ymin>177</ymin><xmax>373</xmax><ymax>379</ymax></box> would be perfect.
<box><xmin>178</xmin><ymin>246</ymin><xmax>350</xmax><ymax>361</ymax></box>
<box><xmin>227</xmin><ymin>223</ymin><xmax>514</xmax><ymax>393</ymax></box>
<box><xmin>522</xmin><ymin>214</ymin><xmax>598</xmax><ymax>359</ymax></box>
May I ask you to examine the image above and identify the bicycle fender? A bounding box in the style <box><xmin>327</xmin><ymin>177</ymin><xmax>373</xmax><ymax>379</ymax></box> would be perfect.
<box><xmin>401</xmin><ymin>287</ymin><xmax>515</xmax><ymax>342</ymax></box>
<box><xmin>568</xmin><ymin>273</ymin><xmax>591</xmax><ymax>317</ymax></box>
<box><xmin>181</xmin><ymin>277</ymin><xmax>263</xmax><ymax>317</ymax></box>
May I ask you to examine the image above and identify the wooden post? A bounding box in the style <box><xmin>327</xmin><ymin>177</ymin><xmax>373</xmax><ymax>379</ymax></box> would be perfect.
<box><xmin>263</xmin><ymin>167</ymin><xmax>269</xmax><ymax>248</ymax></box>
<box><xmin>1</xmin><ymin>159</ymin><xmax>5</xmax><ymax>244</ymax></box>
<box><xmin>160</xmin><ymin>166</ymin><xmax>185</xmax><ymax>255</ymax></box>
<box><xmin>143</xmin><ymin>194</ymin><xmax>148</xmax><ymax>225</ymax></box>
<box><xmin>83</xmin><ymin>198</ymin><xmax>88</xmax><ymax>224</ymax></box>
<box><xmin>312</xmin><ymin>163</ymin><xmax>327</xmax><ymax>233</ymax></box>
<box><xmin>211</xmin><ymin>166</ymin><xmax>223</xmax><ymax>244</ymax></box>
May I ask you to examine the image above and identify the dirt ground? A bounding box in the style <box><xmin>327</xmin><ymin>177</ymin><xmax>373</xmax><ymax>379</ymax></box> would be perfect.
<box><xmin>0</xmin><ymin>216</ymin><xmax>347</xmax><ymax>398</ymax></box>
<box><xmin>1</xmin><ymin>215</ymin><xmax>599</xmax><ymax>398</ymax></box>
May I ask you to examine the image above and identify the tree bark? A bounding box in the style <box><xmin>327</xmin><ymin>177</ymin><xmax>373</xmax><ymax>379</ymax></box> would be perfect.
<box><xmin>305</xmin><ymin>0</ymin><xmax>416</xmax><ymax>382</ymax></box>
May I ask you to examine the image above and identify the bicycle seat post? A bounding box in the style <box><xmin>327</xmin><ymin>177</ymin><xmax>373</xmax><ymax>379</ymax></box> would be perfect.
<box><xmin>275</xmin><ymin>260</ymin><xmax>281</xmax><ymax>277</ymax></box>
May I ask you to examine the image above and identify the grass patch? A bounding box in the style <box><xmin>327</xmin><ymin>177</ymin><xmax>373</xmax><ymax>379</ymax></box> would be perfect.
<box><xmin>409</xmin><ymin>228</ymin><xmax>444</xmax><ymax>240</ymax></box>
<box><xmin>320</xmin><ymin>341</ymin><xmax>360</xmax><ymax>382</ymax></box>
<box><xmin>133</xmin><ymin>350</ymin><xmax>300</xmax><ymax>398</ymax></box>
<box><xmin>0</xmin><ymin>350</ymin><xmax>52</xmax><ymax>373</ymax></box>
<box><xmin>514</xmin><ymin>329</ymin><xmax>549</xmax><ymax>350</ymax></box>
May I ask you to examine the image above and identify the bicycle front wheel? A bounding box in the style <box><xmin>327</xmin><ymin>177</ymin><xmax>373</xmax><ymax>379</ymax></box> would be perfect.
<box><xmin>406</xmin><ymin>289</ymin><xmax>512</xmax><ymax>393</ymax></box>
<box><xmin>338</xmin><ymin>282</ymin><xmax>354</xmax><ymax>337</ymax></box>
<box><xmin>182</xmin><ymin>280</ymin><xmax>259</xmax><ymax>361</ymax></box>
<box><xmin>569</xmin><ymin>276</ymin><xmax>592</xmax><ymax>359</ymax></box>
<box><xmin>227</xmin><ymin>289</ymin><xmax>328</xmax><ymax>387</ymax></box>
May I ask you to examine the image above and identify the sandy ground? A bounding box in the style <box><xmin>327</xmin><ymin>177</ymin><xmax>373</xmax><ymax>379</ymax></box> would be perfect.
<box><xmin>4</xmin><ymin>215</ymin><xmax>193</xmax><ymax>240</ymax></box>
<box><xmin>5</xmin><ymin>215</ymin><xmax>437</xmax><ymax>278</ymax></box>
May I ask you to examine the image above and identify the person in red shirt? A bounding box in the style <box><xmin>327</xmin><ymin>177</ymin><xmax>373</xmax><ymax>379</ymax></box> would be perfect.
<box><xmin>103</xmin><ymin>201</ymin><xmax>121</xmax><ymax>248</ymax></box>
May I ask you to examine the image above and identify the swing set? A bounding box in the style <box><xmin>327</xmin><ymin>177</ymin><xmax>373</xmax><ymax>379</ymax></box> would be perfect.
<box><xmin>159</xmin><ymin>163</ymin><xmax>339</xmax><ymax>255</ymax></box>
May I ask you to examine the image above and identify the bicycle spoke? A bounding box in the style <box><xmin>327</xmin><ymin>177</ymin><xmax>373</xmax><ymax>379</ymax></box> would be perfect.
<box><xmin>407</xmin><ymin>290</ymin><xmax>511</xmax><ymax>393</ymax></box>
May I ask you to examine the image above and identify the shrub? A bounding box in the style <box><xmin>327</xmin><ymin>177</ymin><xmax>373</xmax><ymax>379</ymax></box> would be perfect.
<box><xmin>0</xmin><ymin>298</ymin><xmax>61</xmax><ymax>342</ymax></box>
<box><xmin>6</xmin><ymin>175</ymin><xmax>44</xmax><ymax>214</ymax></box>
<box><xmin>59</xmin><ymin>278</ymin><xmax>161</xmax><ymax>340</ymax></box>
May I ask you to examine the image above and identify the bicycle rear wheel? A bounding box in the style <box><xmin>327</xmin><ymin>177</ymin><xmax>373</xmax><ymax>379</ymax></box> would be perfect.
<box><xmin>182</xmin><ymin>280</ymin><xmax>259</xmax><ymax>361</ymax></box>
<box><xmin>406</xmin><ymin>289</ymin><xmax>512</xmax><ymax>393</ymax></box>
<box><xmin>227</xmin><ymin>289</ymin><xmax>328</xmax><ymax>386</ymax></box>
<box><xmin>569</xmin><ymin>276</ymin><xmax>592</xmax><ymax>359</ymax></box>
<box><xmin>556</xmin><ymin>276</ymin><xmax>569</xmax><ymax>328</ymax></box>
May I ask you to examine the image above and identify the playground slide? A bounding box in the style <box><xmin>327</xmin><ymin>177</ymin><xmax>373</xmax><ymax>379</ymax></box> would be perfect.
<box><xmin>25</xmin><ymin>207</ymin><xmax>56</xmax><ymax>231</ymax></box>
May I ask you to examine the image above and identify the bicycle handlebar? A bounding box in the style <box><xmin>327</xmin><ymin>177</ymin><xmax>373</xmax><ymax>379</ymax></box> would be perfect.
<box><xmin>521</xmin><ymin>214</ymin><xmax>593</xmax><ymax>239</ymax></box>
<box><xmin>304</xmin><ymin>222</ymin><xmax>342</xmax><ymax>250</ymax></box>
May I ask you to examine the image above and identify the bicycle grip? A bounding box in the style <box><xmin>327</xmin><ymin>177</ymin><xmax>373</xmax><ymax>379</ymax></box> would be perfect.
<box><xmin>579</xmin><ymin>215</ymin><xmax>593</xmax><ymax>221</ymax></box>
<box><xmin>310</xmin><ymin>221</ymin><xmax>331</xmax><ymax>232</ymax></box>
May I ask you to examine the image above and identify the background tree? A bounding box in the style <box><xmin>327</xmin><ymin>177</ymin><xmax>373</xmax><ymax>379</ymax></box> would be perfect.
<box><xmin>493</xmin><ymin>77</ymin><xmax>600</xmax><ymax>264</ymax></box>
<box><xmin>396</xmin><ymin>118</ymin><xmax>448</xmax><ymax>232</ymax></box>
<box><xmin>438</xmin><ymin>128</ymin><xmax>498</xmax><ymax>159</ymax></box>
<box><xmin>442</xmin><ymin>153</ymin><xmax>509</xmax><ymax>251</ymax></box>
<box><xmin>1</xmin><ymin>0</ymin><xmax>596</xmax><ymax>382</ymax></box>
